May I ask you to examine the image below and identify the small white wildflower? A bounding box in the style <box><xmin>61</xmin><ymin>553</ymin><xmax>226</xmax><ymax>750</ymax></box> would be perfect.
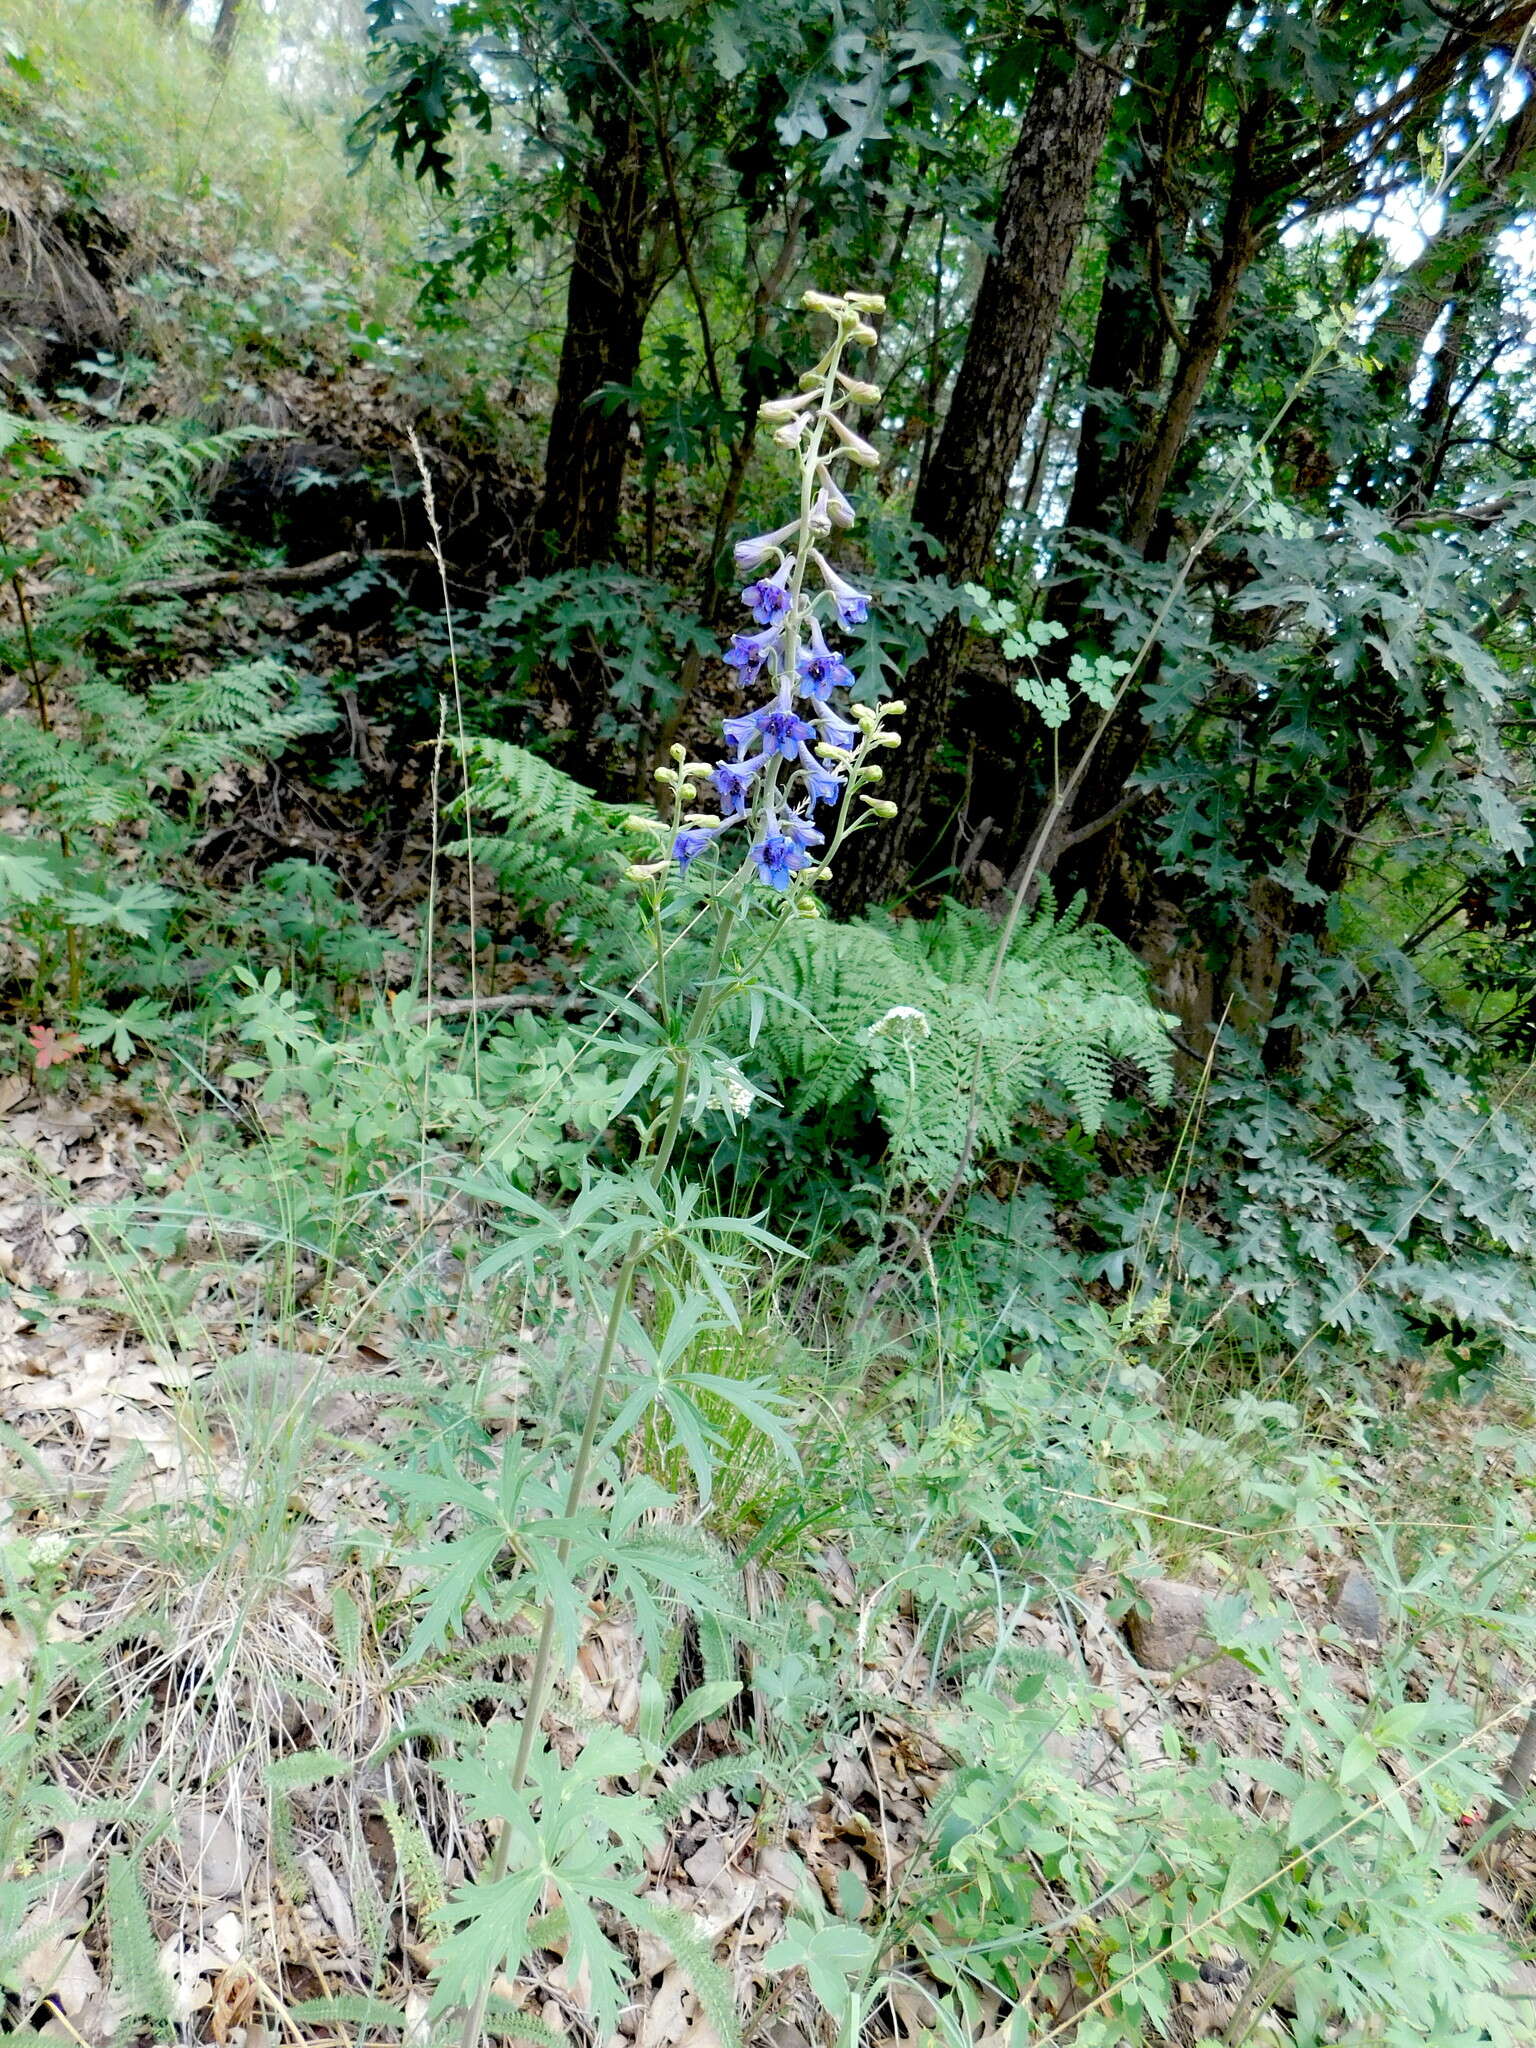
<box><xmin>29</xmin><ymin>1531</ymin><xmax>71</xmax><ymax>1568</ymax></box>
<box><xmin>723</xmin><ymin>1066</ymin><xmax>755</xmax><ymax>1117</ymax></box>
<box><xmin>869</xmin><ymin>1005</ymin><xmax>930</xmax><ymax>1039</ymax></box>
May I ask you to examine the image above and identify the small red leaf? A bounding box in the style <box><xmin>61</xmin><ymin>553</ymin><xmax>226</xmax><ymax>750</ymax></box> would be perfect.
<box><xmin>28</xmin><ymin>1024</ymin><xmax>83</xmax><ymax>1070</ymax></box>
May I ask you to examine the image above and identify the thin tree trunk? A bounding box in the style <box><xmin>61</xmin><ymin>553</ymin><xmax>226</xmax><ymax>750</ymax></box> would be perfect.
<box><xmin>536</xmin><ymin>94</ymin><xmax>651</xmax><ymax>577</ymax></box>
<box><xmin>1037</xmin><ymin>96</ymin><xmax>1270</xmax><ymax>902</ymax></box>
<box><xmin>832</xmin><ymin>18</ymin><xmax>1131</xmax><ymax>913</ymax></box>
<box><xmin>210</xmin><ymin>0</ymin><xmax>242</xmax><ymax>65</ymax></box>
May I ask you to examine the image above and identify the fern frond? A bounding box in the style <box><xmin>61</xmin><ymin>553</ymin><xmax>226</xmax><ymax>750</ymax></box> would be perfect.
<box><xmin>456</xmin><ymin>738</ymin><xmax>644</xmax><ymax>975</ymax></box>
<box><xmin>106</xmin><ymin>1852</ymin><xmax>176</xmax><ymax>2038</ymax></box>
<box><xmin>744</xmin><ymin>898</ymin><xmax>1173</xmax><ymax>1186</ymax></box>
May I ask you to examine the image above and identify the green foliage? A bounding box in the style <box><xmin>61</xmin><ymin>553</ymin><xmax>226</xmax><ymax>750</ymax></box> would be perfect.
<box><xmin>0</xmin><ymin>408</ymin><xmax>336</xmax><ymax>1015</ymax></box>
<box><xmin>104</xmin><ymin>1851</ymin><xmax>175</xmax><ymax>2038</ymax></box>
<box><xmin>456</xmin><ymin>735</ymin><xmax>642</xmax><ymax>975</ymax></box>
<box><xmin>747</xmin><ymin>894</ymin><xmax>1175</xmax><ymax>1185</ymax></box>
<box><xmin>1093</xmin><ymin>994</ymin><xmax>1536</xmax><ymax>1376</ymax></box>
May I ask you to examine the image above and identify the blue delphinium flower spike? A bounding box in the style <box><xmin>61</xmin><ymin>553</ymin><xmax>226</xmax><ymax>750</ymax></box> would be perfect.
<box><xmin>662</xmin><ymin>289</ymin><xmax>899</xmax><ymax>889</ymax></box>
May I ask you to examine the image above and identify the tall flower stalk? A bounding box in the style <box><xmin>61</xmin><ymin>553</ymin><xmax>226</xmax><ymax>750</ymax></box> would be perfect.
<box><xmin>455</xmin><ymin>290</ymin><xmax>900</xmax><ymax>2048</ymax></box>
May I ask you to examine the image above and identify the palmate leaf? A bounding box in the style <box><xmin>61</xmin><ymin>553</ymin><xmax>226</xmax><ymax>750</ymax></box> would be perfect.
<box><xmin>432</xmin><ymin>1728</ymin><xmax>661</xmax><ymax>2035</ymax></box>
<box><xmin>0</xmin><ymin>846</ymin><xmax>55</xmax><ymax>905</ymax></box>
<box><xmin>396</xmin><ymin>1524</ymin><xmax>506</xmax><ymax>1666</ymax></box>
<box><xmin>601</xmin><ymin>1300</ymin><xmax>799</xmax><ymax>1503</ymax></box>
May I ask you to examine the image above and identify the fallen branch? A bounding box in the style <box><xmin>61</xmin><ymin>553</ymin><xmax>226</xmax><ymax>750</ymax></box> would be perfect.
<box><xmin>128</xmin><ymin>547</ymin><xmax>436</xmax><ymax>599</ymax></box>
<box><xmin>410</xmin><ymin>990</ymin><xmax>585</xmax><ymax>1018</ymax></box>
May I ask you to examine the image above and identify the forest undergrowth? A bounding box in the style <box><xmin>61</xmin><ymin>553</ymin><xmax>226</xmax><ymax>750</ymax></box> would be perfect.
<box><xmin>6</xmin><ymin>2</ymin><xmax>1536</xmax><ymax>2045</ymax></box>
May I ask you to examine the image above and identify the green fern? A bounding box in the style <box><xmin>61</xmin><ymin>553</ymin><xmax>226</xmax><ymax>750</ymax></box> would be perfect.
<box><xmin>745</xmin><ymin>894</ymin><xmax>1175</xmax><ymax>1186</ymax></box>
<box><xmin>377</xmin><ymin>1796</ymin><xmax>447</xmax><ymax>1915</ymax></box>
<box><xmin>0</xmin><ymin>407</ymin><xmax>337</xmax><ymax>1003</ymax></box>
<box><xmin>455</xmin><ymin>738</ymin><xmax>643</xmax><ymax>974</ymax></box>
<box><xmin>106</xmin><ymin>1851</ymin><xmax>175</xmax><ymax>2039</ymax></box>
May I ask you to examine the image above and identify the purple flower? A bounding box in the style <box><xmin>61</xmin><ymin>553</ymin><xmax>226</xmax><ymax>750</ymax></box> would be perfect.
<box><xmin>811</xmin><ymin>549</ymin><xmax>872</xmax><ymax>627</ymax></box>
<box><xmin>673</xmin><ymin>826</ymin><xmax>716</xmax><ymax>872</ymax></box>
<box><xmin>803</xmin><ymin>759</ymin><xmax>845</xmax><ymax>808</ymax></box>
<box><xmin>757</xmin><ymin>708</ymin><xmax>815</xmax><ymax>759</ymax></box>
<box><xmin>733</xmin><ymin>520</ymin><xmax>797</xmax><ymax>574</ymax></box>
<box><xmin>741</xmin><ymin>559</ymin><xmax>793</xmax><ymax>626</ymax></box>
<box><xmin>819</xmin><ymin>716</ymin><xmax>861</xmax><ymax>753</ymax></box>
<box><xmin>713</xmin><ymin>760</ymin><xmax>759</xmax><ymax>815</ymax></box>
<box><xmin>751</xmin><ymin>831</ymin><xmax>815</xmax><ymax>891</ymax></box>
<box><xmin>723</xmin><ymin>625</ymin><xmax>783</xmax><ymax>679</ymax></box>
<box><xmin>781</xmin><ymin>812</ymin><xmax>825</xmax><ymax>852</ymax></box>
<box><xmin>723</xmin><ymin>712</ymin><xmax>763</xmax><ymax>759</ymax></box>
<box><xmin>797</xmin><ymin>617</ymin><xmax>853</xmax><ymax>699</ymax></box>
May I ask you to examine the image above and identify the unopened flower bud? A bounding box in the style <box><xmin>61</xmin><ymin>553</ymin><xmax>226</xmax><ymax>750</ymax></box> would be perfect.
<box><xmin>798</xmin><ymin>372</ymin><xmax>825</xmax><ymax>392</ymax></box>
<box><xmin>838</xmin><ymin>376</ymin><xmax>882</xmax><ymax>404</ymax></box>
<box><xmin>828</xmin><ymin>414</ymin><xmax>880</xmax><ymax>468</ymax></box>
<box><xmin>859</xmin><ymin>764</ymin><xmax>883</xmax><ymax>783</ymax></box>
<box><xmin>625</xmin><ymin>861</ymin><xmax>667</xmax><ymax>881</ymax></box>
<box><xmin>851</xmin><ymin>705</ymin><xmax>878</xmax><ymax>733</ymax></box>
<box><xmin>654</xmin><ymin>766</ymin><xmax>677</xmax><ymax>785</ymax></box>
<box><xmin>883</xmin><ymin>700</ymin><xmax>907</xmax><ymax>717</ymax></box>
<box><xmin>795</xmin><ymin>894</ymin><xmax>823</xmax><ymax>918</ymax></box>
<box><xmin>625</xmin><ymin>814</ymin><xmax>664</xmax><ymax>832</ymax></box>
<box><xmin>817</xmin><ymin>743</ymin><xmax>855</xmax><ymax>763</ymax></box>
<box><xmin>802</xmin><ymin>290</ymin><xmax>846</xmax><ymax>316</ymax></box>
<box><xmin>678</xmin><ymin>785</ymin><xmax>697</xmax><ymax>803</ymax></box>
<box><xmin>861</xmin><ymin>798</ymin><xmax>898</xmax><ymax>819</ymax></box>
<box><xmin>760</xmin><ymin>391</ymin><xmax>817</xmax><ymax>422</ymax></box>
<box><xmin>845</xmin><ymin>292</ymin><xmax>886</xmax><ymax>313</ymax></box>
<box><xmin>876</xmin><ymin>731</ymin><xmax>901</xmax><ymax>748</ymax></box>
<box><xmin>773</xmin><ymin>420</ymin><xmax>807</xmax><ymax>448</ymax></box>
<box><xmin>851</xmin><ymin>323</ymin><xmax>879</xmax><ymax>347</ymax></box>
<box><xmin>669</xmin><ymin>743</ymin><xmax>687</xmax><ymax>762</ymax></box>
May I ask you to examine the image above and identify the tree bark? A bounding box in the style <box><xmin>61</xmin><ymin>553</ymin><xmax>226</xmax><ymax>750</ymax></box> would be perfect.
<box><xmin>1035</xmin><ymin>92</ymin><xmax>1271</xmax><ymax>909</ymax></box>
<box><xmin>535</xmin><ymin>91</ymin><xmax>652</xmax><ymax>577</ymax></box>
<box><xmin>831</xmin><ymin>17</ymin><xmax>1131</xmax><ymax>913</ymax></box>
<box><xmin>210</xmin><ymin>0</ymin><xmax>242</xmax><ymax>64</ymax></box>
<box><xmin>1058</xmin><ymin>0</ymin><xmax>1227</xmax><ymax>552</ymax></box>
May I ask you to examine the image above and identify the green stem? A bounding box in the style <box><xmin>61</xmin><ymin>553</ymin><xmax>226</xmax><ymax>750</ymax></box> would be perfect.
<box><xmin>458</xmin><ymin>1001</ymin><xmax>709</xmax><ymax>2048</ymax></box>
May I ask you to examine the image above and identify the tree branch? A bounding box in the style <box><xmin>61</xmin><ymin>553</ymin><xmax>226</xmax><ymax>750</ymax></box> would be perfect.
<box><xmin>126</xmin><ymin>548</ymin><xmax>436</xmax><ymax>600</ymax></box>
